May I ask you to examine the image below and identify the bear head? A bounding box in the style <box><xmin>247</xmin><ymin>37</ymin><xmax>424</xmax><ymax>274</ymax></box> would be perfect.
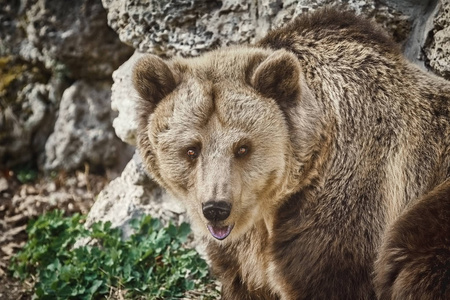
<box><xmin>133</xmin><ymin>47</ymin><xmax>322</xmax><ymax>242</ymax></box>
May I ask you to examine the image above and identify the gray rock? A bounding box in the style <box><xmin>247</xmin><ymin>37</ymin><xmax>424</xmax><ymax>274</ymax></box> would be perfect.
<box><xmin>1</xmin><ymin>0</ymin><xmax>133</xmax><ymax>80</ymax></box>
<box><xmin>0</xmin><ymin>56</ymin><xmax>62</xmax><ymax>168</ymax></box>
<box><xmin>25</xmin><ymin>0</ymin><xmax>133</xmax><ymax>79</ymax></box>
<box><xmin>110</xmin><ymin>51</ymin><xmax>146</xmax><ymax>145</ymax></box>
<box><xmin>1</xmin><ymin>0</ymin><xmax>135</xmax><ymax>170</ymax></box>
<box><xmin>101</xmin><ymin>0</ymin><xmax>414</xmax><ymax>59</ymax></box>
<box><xmin>101</xmin><ymin>0</ymin><xmax>223</xmax><ymax>57</ymax></box>
<box><xmin>385</xmin><ymin>0</ymin><xmax>440</xmax><ymax>69</ymax></box>
<box><xmin>0</xmin><ymin>1</ymin><xmax>25</xmax><ymax>56</ymax></box>
<box><xmin>1</xmin><ymin>83</ymin><xmax>49</xmax><ymax>167</ymax></box>
<box><xmin>424</xmin><ymin>0</ymin><xmax>450</xmax><ymax>79</ymax></box>
<box><xmin>0</xmin><ymin>176</ymin><xmax>8</xmax><ymax>192</ymax></box>
<box><xmin>43</xmin><ymin>80</ymin><xmax>133</xmax><ymax>172</ymax></box>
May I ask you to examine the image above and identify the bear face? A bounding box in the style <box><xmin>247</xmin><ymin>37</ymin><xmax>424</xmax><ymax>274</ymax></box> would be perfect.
<box><xmin>133</xmin><ymin>48</ymin><xmax>305</xmax><ymax>242</ymax></box>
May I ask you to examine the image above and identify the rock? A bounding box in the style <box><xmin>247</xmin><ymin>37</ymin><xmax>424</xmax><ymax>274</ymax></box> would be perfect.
<box><xmin>0</xmin><ymin>177</ymin><xmax>8</xmax><ymax>193</ymax></box>
<box><xmin>43</xmin><ymin>80</ymin><xmax>133</xmax><ymax>172</ymax></box>
<box><xmin>110</xmin><ymin>51</ymin><xmax>146</xmax><ymax>145</ymax></box>
<box><xmin>101</xmin><ymin>0</ymin><xmax>415</xmax><ymax>59</ymax></box>
<box><xmin>386</xmin><ymin>0</ymin><xmax>441</xmax><ymax>70</ymax></box>
<box><xmin>0</xmin><ymin>0</ymin><xmax>134</xmax><ymax>170</ymax></box>
<box><xmin>0</xmin><ymin>1</ymin><xmax>25</xmax><ymax>57</ymax></box>
<box><xmin>3</xmin><ymin>0</ymin><xmax>134</xmax><ymax>80</ymax></box>
<box><xmin>0</xmin><ymin>0</ymin><xmax>133</xmax><ymax>80</ymax></box>
<box><xmin>81</xmin><ymin>152</ymin><xmax>186</xmax><ymax>240</ymax></box>
<box><xmin>0</xmin><ymin>56</ymin><xmax>60</xmax><ymax>168</ymax></box>
<box><xmin>1</xmin><ymin>83</ymin><xmax>50</xmax><ymax>167</ymax></box>
<box><xmin>424</xmin><ymin>0</ymin><xmax>450</xmax><ymax>79</ymax></box>
<box><xmin>101</xmin><ymin>0</ymin><xmax>223</xmax><ymax>57</ymax></box>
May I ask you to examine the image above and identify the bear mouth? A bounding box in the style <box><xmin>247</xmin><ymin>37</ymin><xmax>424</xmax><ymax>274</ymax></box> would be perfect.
<box><xmin>207</xmin><ymin>224</ymin><xmax>234</xmax><ymax>240</ymax></box>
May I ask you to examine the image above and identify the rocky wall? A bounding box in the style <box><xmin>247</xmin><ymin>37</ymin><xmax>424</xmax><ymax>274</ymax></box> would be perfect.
<box><xmin>0</xmin><ymin>0</ymin><xmax>134</xmax><ymax>172</ymax></box>
<box><xmin>425</xmin><ymin>0</ymin><xmax>450</xmax><ymax>78</ymax></box>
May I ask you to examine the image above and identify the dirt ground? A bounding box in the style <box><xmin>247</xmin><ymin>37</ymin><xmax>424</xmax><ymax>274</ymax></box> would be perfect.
<box><xmin>0</xmin><ymin>168</ymin><xmax>109</xmax><ymax>299</ymax></box>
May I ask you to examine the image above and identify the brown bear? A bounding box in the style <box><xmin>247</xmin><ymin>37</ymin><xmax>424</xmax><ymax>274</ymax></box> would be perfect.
<box><xmin>132</xmin><ymin>8</ymin><xmax>450</xmax><ymax>300</ymax></box>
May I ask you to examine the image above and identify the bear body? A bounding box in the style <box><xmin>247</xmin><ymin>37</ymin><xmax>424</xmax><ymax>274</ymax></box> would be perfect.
<box><xmin>133</xmin><ymin>9</ymin><xmax>450</xmax><ymax>299</ymax></box>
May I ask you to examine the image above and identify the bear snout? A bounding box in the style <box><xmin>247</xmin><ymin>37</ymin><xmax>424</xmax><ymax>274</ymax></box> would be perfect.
<box><xmin>202</xmin><ymin>201</ymin><xmax>232</xmax><ymax>222</ymax></box>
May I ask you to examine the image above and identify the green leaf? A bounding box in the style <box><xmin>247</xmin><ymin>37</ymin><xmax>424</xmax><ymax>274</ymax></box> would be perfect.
<box><xmin>88</xmin><ymin>279</ymin><xmax>103</xmax><ymax>295</ymax></box>
<box><xmin>178</xmin><ymin>223</ymin><xmax>191</xmax><ymax>241</ymax></box>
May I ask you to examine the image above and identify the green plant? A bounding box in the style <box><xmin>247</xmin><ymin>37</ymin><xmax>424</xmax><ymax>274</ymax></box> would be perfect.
<box><xmin>15</xmin><ymin>167</ymin><xmax>38</xmax><ymax>183</ymax></box>
<box><xmin>10</xmin><ymin>210</ymin><xmax>218</xmax><ymax>299</ymax></box>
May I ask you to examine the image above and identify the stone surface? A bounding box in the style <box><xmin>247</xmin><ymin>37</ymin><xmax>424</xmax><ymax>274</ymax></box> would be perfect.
<box><xmin>0</xmin><ymin>0</ymin><xmax>134</xmax><ymax>170</ymax></box>
<box><xmin>424</xmin><ymin>0</ymin><xmax>450</xmax><ymax>79</ymax></box>
<box><xmin>110</xmin><ymin>51</ymin><xmax>146</xmax><ymax>145</ymax></box>
<box><xmin>0</xmin><ymin>56</ymin><xmax>62</xmax><ymax>168</ymax></box>
<box><xmin>101</xmin><ymin>0</ymin><xmax>223</xmax><ymax>57</ymax></box>
<box><xmin>101</xmin><ymin>0</ymin><xmax>415</xmax><ymax>59</ymax></box>
<box><xmin>0</xmin><ymin>0</ymin><xmax>133</xmax><ymax>80</ymax></box>
<box><xmin>0</xmin><ymin>1</ymin><xmax>25</xmax><ymax>57</ymax></box>
<box><xmin>81</xmin><ymin>152</ymin><xmax>186</xmax><ymax>240</ymax></box>
<box><xmin>43</xmin><ymin>80</ymin><xmax>134</xmax><ymax>172</ymax></box>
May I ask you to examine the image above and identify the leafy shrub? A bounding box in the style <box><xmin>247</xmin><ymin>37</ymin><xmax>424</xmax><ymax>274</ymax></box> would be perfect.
<box><xmin>9</xmin><ymin>210</ymin><xmax>218</xmax><ymax>299</ymax></box>
<box><xmin>13</xmin><ymin>164</ymin><xmax>38</xmax><ymax>183</ymax></box>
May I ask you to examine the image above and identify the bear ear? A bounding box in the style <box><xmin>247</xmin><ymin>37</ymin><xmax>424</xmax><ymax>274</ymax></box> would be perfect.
<box><xmin>133</xmin><ymin>55</ymin><xmax>178</xmax><ymax>108</ymax></box>
<box><xmin>251</xmin><ymin>50</ymin><xmax>301</xmax><ymax>107</ymax></box>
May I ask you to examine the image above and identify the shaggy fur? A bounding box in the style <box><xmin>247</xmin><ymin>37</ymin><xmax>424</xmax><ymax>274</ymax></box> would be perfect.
<box><xmin>133</xmin><ymin>8</ymin><xmax>450</xmax><ymax>300</ymax></box>
<box><xmin>374</xmin><ymin>179</ymin><xmax>450</xmax><ymax>300</ymax></box>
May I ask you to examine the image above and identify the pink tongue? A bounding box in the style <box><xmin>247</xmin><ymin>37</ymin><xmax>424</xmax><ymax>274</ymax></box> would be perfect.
<box><xmin>207</xmin><ymin>225</ymin><xmax>232</xmax><ymax>240</ymax></box>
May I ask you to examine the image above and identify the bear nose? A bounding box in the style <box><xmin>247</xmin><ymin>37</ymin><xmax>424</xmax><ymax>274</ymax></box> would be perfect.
<box><xmin>202</xmin><ymin>201</ymin><xmax>231</xmax><ymax>222</ymax></box>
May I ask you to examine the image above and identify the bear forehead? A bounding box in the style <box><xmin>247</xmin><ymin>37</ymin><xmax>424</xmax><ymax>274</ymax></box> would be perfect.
<box><xmin>166</xmin><ymin>78</ymin><xmax>283</xmax><ymax>134</ymax></box>
<box><xmin>173</xmin><ymin>46</ymin><xmax>273</xmax><ymax>83</ymax></box>
<box><xmin>149</xmin><ymin>46</ymin><xmax>289</xmax><ymax>146</ymax></box>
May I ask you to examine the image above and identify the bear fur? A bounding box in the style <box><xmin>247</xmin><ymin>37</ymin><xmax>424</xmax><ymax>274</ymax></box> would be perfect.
<box><xmin>132</xmin><ymin>8</ymin><xmax>450</xmax><ymax>300</ymax></box>
<box><xmin>374</xmin><ymin>179</ymin><xmax>450</xmax><ymax>300</ymax></box>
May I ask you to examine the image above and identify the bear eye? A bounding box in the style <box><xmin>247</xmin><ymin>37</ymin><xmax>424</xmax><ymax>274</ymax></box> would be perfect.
<box><xmin>186</xmin><ymin>147</ymin><xmax>199</xmax><ymax>159</ymax></box>
<box><xmin>236</xmin><ymin>145</ymin><xmax>249</xmax><ymax>158</ymax></box>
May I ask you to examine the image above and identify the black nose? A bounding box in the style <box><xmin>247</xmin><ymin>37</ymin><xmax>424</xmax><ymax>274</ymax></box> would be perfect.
<box><xmin>202</xmin><ymin>201</ymin><xmax>231</xmax><ymax>222</ymax></box>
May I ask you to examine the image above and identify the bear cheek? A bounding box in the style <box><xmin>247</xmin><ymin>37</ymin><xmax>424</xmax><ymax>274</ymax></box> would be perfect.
<box><xmin>254</xmin><ymin>155</ymin><xmax>287</xmax><ymax>199</ymax></box>
<box><xmin>156</xmin><ymin>154</ymin><xmax>190</xmax><ymax>196</ymax></box>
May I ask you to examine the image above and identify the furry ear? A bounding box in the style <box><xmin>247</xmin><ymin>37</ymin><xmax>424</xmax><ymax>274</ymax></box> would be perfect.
<box><xmin>251</xmin><ymin>50</ymin><xmax>301</xmax><ymax>106</ymax></box>
<box><xmin>133</xmin><ymin>55</ymin><xmax>177</xmax><ymax>108</ymax></box>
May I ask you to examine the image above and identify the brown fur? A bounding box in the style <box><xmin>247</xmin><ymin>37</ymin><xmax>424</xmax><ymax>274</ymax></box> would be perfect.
<box><xmin>374</xmin><ymin>179</ymin><xmax>450</xmax><ymax>300</ymax></box>
<box><xmin>133</xmin><ymin>8</ymin><xmax>450</xmax><ymax>300</ymax></box>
